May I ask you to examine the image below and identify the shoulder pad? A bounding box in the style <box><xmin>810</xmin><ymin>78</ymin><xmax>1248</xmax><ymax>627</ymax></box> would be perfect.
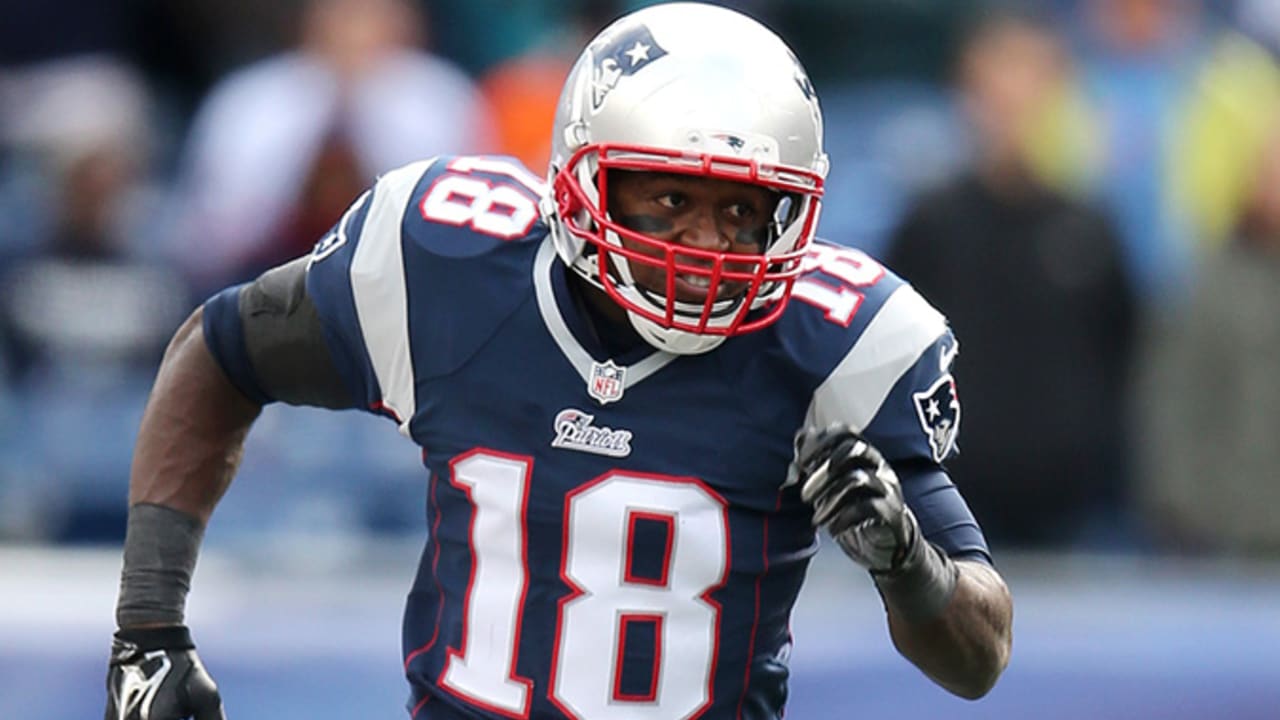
<box><xmin>774</xmin><ymin>242</ymin><xmax>913</xmax><ymax>373</ymax></box>
<box><xmin>402</xmin><ymin>154</ymin><xmax>550</xmax><ymax>259</ymax></box>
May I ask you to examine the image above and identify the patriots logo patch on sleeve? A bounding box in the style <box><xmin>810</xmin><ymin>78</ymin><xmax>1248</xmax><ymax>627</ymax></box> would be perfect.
<box><xmin>913</xmin><ymin>374</ymin><xmax>961</xmax><ymax>462</ymax></box>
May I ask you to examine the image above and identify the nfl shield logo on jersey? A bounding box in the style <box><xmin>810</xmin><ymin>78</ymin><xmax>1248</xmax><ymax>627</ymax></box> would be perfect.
<box><xmin>589</xmin><ymin>360</ymin><xmax>626</xmax><ymax>404</ymax></box>
<box><xmin>913</xmin><ymin>374</ymin><xmax>961</xmax><ymax>462</ymax></box>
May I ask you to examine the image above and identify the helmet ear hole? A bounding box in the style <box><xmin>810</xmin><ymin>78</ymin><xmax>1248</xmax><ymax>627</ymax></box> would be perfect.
<box><xmin>771</xmin><ymin>193</ymin><xmax>799</xmax><ymax>249</ymax></box>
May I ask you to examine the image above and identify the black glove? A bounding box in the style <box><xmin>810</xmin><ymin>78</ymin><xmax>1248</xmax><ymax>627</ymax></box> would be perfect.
<box><xmin>105</xmin><ymin>626</ymin><xmax>225</xmax><ymax>720</ymax></box>
<box><xmin>795</xmin><ymin>425</ymin><xmax>919</xmax><ymax>573</ymax></box>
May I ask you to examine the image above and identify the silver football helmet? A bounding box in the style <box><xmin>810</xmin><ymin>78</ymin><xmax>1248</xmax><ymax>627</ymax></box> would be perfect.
<box><xmin>544</xmin><ymin>2</ymin><xmax>828</xmax><ymax>355</ymax></box>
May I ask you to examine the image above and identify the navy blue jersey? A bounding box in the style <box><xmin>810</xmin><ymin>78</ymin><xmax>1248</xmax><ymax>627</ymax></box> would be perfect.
<box><xmin>208</xmin><ymin>156</ymin><xmax>988</xmax><ymax>720</ymax></box>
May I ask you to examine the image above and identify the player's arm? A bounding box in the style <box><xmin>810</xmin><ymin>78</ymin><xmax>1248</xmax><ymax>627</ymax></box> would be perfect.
<box><xmin>797</xmin><ymin>431</ymin><xmax>1011</xmax><ymax>699</ymax></box>
<box><xmin>885</xmin><ymin>552</ymin><xmax>1011</xmax><ymax>701</ymax></box>
<box><xmin>107</xmin><ymin>256</ymin><xmax>353</xmax><ymax>719</ymax></box>
<box><xmin>870</xmin><ymin>458</ymin><xmax>1012</xmax><ymax>700</ymax></box>
<box><xmin>129</xmin><ymin>306</ymin><xmax>258</xmax><ymax>521</ymax></box>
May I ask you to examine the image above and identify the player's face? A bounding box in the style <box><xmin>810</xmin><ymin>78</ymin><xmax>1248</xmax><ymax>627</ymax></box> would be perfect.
<box><xmin>605</xmin><ymin>171</ymin><xmax>777</xmax><ymax>303</ymax></box>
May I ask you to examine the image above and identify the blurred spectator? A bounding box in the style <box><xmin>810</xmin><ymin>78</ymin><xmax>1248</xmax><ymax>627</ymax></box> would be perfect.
<box><xmin>884</xmin><ymin>9</ymin><xmax>1138</xmax><ymax>549</ymax></box>
<box><xmin>476</xmin><ymin>3</ymin><xmax>621</xmax><ymax>172</ymax></box>
<box><xmin>1238</xmin><ymin>0</ymin><xmax>1280</xmax><ymax>53</ymax></box>
<box><xmin>0</xmin><ymin>56</ymin><xmax>191</xmax><ymax>543</ymax></box>
<box><xmin>765</xmin><ymin>0</ymin><xmax>984</xmax><ymax>86</ymax></box>
<box><xmin>1137</xmin><ymin>121</ymin><xmax>1280</xmax><ymax>557</ymax></box>
<box><xmin>0</xmin><ymin>56</ymin><xmax>190</xmax><ymax>387</ymax></box>
<box><xmin>815</xmin><ymin>82</ymin><xmax>967</xmax><ymax>257</ymax></box>
<box><xmin>172</xmin><ymin>0</ymin><xmax>494</xmax><ymax>294</ymax></box>
<box><xmin>1170</xmin><ymin>27</ymin><xmax>1280</xmax><ymax>257</ymax></box>
<box><xmin>426</xmin><ymin>0</ymin><xmax>588</xmax><ymax>77</ymax></box>
<box><xmin>1066</xmin><ymin>0</ymin><xmax>1212</xmax><ymax>304</ymax></box>
<box><xmin>478</xmin><ymin>55</ymin><xmax>571</xmax><ymax>172</ymax></box>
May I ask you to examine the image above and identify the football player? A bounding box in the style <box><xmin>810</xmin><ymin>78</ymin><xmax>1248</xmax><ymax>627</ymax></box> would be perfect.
<box><xmin>105</xmin><ymin>3</ymin><xmax>1012</xmax><ymax>719</ymax></box>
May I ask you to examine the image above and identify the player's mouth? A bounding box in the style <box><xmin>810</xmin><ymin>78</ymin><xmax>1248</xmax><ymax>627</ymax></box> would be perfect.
<box><xmin>673</xmin><ymin>271</ymin><xmax>747</xmax><ymax>303</ymax></box>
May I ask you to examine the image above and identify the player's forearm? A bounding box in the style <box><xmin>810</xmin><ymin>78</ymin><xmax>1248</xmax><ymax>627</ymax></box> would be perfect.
<box><xmin>130</xmin><ymin>306</ymin><xmax>261</xmax><ymax>521</ymax></box>
<box><xmin>886</xmin><ymin>560</ymin><xmax>1012</xmax><ymax>699</ymax></box>
<box><xmin>116</xmin><ymin>307</ymin><xmax>262</xmax><ymax>630</ymax></box>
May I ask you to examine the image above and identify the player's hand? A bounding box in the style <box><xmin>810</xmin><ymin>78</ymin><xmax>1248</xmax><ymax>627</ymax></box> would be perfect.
<box><xmin>105</xmin><ymin>625</ymin><xmax>225</xmax><ymax>720</ymax></box>
<box><xmin>795</xmin><ymin>425</ymin><xmax>919</xmax><ymax>573</ymax></box>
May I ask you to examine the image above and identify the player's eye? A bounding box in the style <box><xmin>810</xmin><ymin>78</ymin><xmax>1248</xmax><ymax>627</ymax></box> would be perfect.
<box><xmin>725</xmin><ymin>202</ymin><xmax>757</xmax><ymax>221</ymax></box>
<box><xmin>655</xmin><ymin>192</ymin><xmax>686</xmax><ymax>209</ymax></box>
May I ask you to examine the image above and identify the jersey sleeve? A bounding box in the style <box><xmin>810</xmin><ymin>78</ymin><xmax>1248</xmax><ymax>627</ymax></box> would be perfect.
<box><xmin>302</xmin><ymin>159</ymin><xmax>437</xmax><ymax>433</ymax></box>
<box><xmin>861</xmin><ymin>328</ymin><xmax>960</xmax><ymax>465</ymax></box>
<box><xmin>202</xmin><ymin>256</ymin><xmax>353</xmax><ymax>409</ymax></box>
<box><xmin>202</xmin><ymin>153</ymin><xmax>545</xmax><ymax>433</ymax></box>
<box><xmin>856</xmin><ymin>326</ymin><xmax>991</xmax><ymax>560</ymax></box>
<box><xmin>800</xmin><ymin>281</ymin><xmax>988</xmax><ymax>560</ymax></box>
<box><xmin>898</xmin><ymin>462</ymin><xmax>991</xmax><ymax>564</ymax></box>
<box><xmin>197</xmin><ymin>161</ymin><xmax>408</xmax><ymax>414</ymax></box>
<box><xmin>803</xmin><ymin>283</ymin><xmax>957</xmax><ymax>463</ymax></box>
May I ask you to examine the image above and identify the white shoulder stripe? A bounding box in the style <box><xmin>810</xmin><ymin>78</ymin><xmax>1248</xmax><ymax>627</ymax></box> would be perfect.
<box><xmin>350</xmin><ymin>159</ymin><xmax>435</xmax><ymax>436</ymax></box>
<box><xmin>805</xmin><ymin>285</ymin><xmax>947</xmax><ymax>433</ymax></box>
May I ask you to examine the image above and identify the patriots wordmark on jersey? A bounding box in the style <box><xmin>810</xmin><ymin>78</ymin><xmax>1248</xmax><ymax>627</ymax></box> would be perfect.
<box><xmin>206</xmin><ymin>155</ymin><xmax>987</xmax><ymax>719</ymax></box>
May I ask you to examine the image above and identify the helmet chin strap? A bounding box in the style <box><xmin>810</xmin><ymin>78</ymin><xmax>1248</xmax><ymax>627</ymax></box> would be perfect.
<box><xmin>588</xmin><ymin>240</ymin><xmax>736</xmax><ymax>356</ymax></box>
<box><xmin>570</xmin><ymin>244</ymin><xmax>731</xmax><ymax>356</ymax></box>
<box><xmin>627</xmin><ymin>311</ymin><xmax>728</xmax><ymax>355</ymax></box>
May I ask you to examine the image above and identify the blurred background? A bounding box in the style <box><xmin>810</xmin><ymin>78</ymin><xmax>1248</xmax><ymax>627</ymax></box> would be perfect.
<box><xmin>2</xmin><ymin>0</ymin><xmax>1279</xmax><ymax>717</ymax></box>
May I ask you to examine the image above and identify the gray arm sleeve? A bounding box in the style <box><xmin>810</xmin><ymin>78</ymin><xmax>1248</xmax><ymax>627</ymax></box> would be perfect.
<box><xmin>238</xmin><ymin>257</ymin><xmax>354</xmax><ymax>409</ymax></box>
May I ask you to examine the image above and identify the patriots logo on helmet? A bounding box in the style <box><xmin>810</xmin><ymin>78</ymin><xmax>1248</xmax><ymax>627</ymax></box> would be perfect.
<box><xmin>794</xmin><ymin>70</ymin><xmax>816</xmax><ymax>101</ymax></box>
<box><xmin>913</xmin><ymin>374</ymin><xmax>961</xmax><ymax>462</ymax></box>
<box><xmin>590</xmin><ymin>24</ymin><xmax>669</xmax><ymax>109</ymax></box>
<box><xmin>709</xmin><ymin>133</ymin><xmax>746</xmax><ymax>153</ymax></box>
